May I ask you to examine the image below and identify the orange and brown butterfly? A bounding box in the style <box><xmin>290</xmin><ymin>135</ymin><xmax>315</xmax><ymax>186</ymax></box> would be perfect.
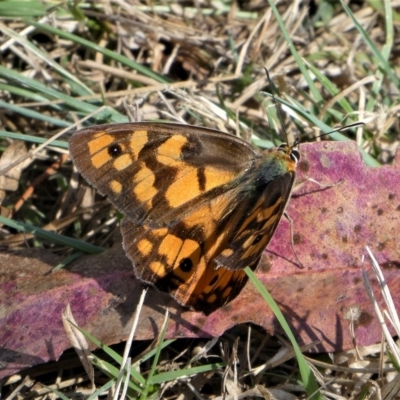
<box><xmin>69</xmin><ymin>122</ymin><xmax>299</xmax><ymax>314</ymax></box>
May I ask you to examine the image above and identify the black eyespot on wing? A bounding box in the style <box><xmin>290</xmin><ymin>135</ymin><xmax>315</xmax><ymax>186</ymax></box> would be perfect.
<box><xmin>108</xmin><ymin>144</ymin><xmax>122</xmax><ymax>157</ymax></box>
<box><xmin>253</xmin><ymin>235</ymin><xmax>263</xmax><ymax>244</ymax></box>
<box><xmin>179</xmin><ymin>257</ymin><xmax>193</xmax><ymax>272</ymax></box>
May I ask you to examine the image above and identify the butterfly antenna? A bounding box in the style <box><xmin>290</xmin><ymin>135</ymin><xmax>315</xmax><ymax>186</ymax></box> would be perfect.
<box><xmin>312</xmin><ymin>122</ymin><xmax>365</xmax><ymax>141</ymax></box>
<box><xmin>264</xmin><ymin>68</ymin><xmax>364</xmax><ymax>145</ymax></box>
<box><xmin>264</xmin><ymin>68</ymin><xmax>293</xmax><ymax>147</ymax></box>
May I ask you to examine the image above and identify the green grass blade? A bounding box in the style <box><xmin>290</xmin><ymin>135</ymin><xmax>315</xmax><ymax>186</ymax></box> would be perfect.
<box><xmin>0</xmin><ymin>215</ymin><xmax>104</xmax><ymax>254</ymax></box>
<box><xmin>304</xmin><ymin>62</ymin><xmax>354</xmax><ymax>115</ymax></box>
<box><xmin>0</xmin><ymin>23</ymin><xmax>93</xmax><ymax>96</ymax></box>
<box><xmin>140</xmin><ymin>313</ymin><xmax>170</xmax><ymax>399</ymax></box>
<box><xmin>151</xmin><ymin>362</ymin><xmax>225</xmax><ymax>384</ymax></box>
<box><xmin>91</xmin><ymin>357</ymin><xmax>143</xmax><ymax>393</ymax></box>
<box><xmin>86</xmin><ymin>380</ymin><xmax>116</xmax><ymax>400</ymax></box>
<box><xmin>0</xmin><ymin>0</ymin><xmax>46</xmax><ymax>17</ymax></box>
<box><xmin>66</xmin><ymin>323</ymin><xmax>146</xmax><ymax>387</ymax></box>
<box><xmin>265</xmin><ymin>92</ymin><xmax>380</xmax><ymax>167</ymax></box>
<box><xmin>28</xmin><ymin>21</ymin><xmax>171</xmax><ymax>84</ymax></box>
<box><xmin>41</xmin><ymin>385</ymin><xmax>69</xmax><ymax>400</ymax></box>
<box><xmin>341</xmin><ymin>1</ymin><xmax>398</xmax><ymax>88</ymax></box>
<box><xmin>0</xmin><ymin>65</ymin><xmax>125</xmax><ymax>123</ymax></box>
<box><xmin>0</xmin><ymin>82</ymin><xmax>64</xmax><ymax>106</ymax></box>
<box><xmin>267</xmin><ymin>0</ymin><xmax>322</xmax><ymax>104</ymax></box>
<box><xmin>245</xmin><ymin>267</ymin><xmax>323</xmax><ymax>400</ymax></box>
<box><xmin>0</xmin><ymin>100</ymin><xmax>71</xmax><ymax>127</ymax></box>
<box><xmin>0</xmin><ymin>131</ymin><xmax>68</xmax><ymax>148</ymax></box>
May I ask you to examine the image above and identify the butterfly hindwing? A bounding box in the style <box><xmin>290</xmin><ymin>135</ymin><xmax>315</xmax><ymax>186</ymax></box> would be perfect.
<box><xmin>215</xmin><ymin>170</ymin><xmax>296</xmax><ymax>269</ymax></box>
<box><xmin>121</xmin><ymin>198</ymin><xmax>259</xmax><ymax>314</ymax></box>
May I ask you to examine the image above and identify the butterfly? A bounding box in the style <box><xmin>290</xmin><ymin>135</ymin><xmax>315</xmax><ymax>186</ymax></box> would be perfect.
<box><xmin>69</xmin><ymin>122</ymin><xmax>299</xmax><ymax>314</ymax></box>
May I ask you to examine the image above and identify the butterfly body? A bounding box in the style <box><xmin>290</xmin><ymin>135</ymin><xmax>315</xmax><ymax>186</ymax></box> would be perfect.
<box><xmin>70</xmin><ymin>122</ymin><xmax>298</xmax><ymax>314</ymax></box>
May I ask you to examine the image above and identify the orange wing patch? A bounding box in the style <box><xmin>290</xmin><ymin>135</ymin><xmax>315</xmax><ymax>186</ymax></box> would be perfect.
<box><xmin>166</xmin><ymin>166</ymin><xmax>200</xmax><ymax>207</ymax></box>
<box><xmin>110</xmin><ymin>180</ymin><xmax>122</xmax><ymax>194</ymax></box>
<box><xmin>88</xmin><ymin>132</ymin><xmax>113</xmax><ymax>155</ymax></box>
<box><xmin>113</xmin><ymin>154</ymin><xmax>133</xmax><ymax>171</ymax></box>
<box><xmin>89</xmin><ymin>133</ymin><xmax>116</xmax><ymax>168</ymax></box>
<box><xmin>132</xmin><ymin>162</ymin><xmax>157</xmax><ymax>203</ymax></box>
<box><xmin>156</xmin><ymin>135</ymin><xmax>189</xmax><ymax>164</ymax></box>
<box><xmin>137</xmin><ymin>238</ymin><xmax>153</xmax><ymax>256</ymax></box>
<box><xmin>129</xmin><ymin>130</ymin><xmax>148</xmax><ymax>160</ymax></box>
<box><xmin>203</xmin><ymin>166</ymin><xmax>236</xmax><ymax>192</ymax></box>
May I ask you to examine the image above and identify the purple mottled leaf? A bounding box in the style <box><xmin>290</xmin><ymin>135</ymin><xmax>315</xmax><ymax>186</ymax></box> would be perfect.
<box><xmin>1</xmin><ymin>141</ymin><xmax>399</xmax><ymax>378</ymax></box>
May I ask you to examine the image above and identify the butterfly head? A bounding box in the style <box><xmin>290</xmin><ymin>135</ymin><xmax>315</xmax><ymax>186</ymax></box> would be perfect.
<box><xmin>277</xmin><ymin>138</ymin><xmax>300</xmax><ymax>165</ymax></box>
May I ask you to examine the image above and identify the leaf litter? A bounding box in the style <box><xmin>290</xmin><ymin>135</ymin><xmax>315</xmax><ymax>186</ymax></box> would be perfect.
<box><xmin>0</xmin><ymin>1</ymin><xmax>400</xmax><ymax>398</ymax></box>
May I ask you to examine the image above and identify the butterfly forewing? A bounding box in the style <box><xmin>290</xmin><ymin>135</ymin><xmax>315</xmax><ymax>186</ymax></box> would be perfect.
<box><xmin>70</xmin><ymin>123</ymin><xmax>258</xmax><ymax>228</ymax></box>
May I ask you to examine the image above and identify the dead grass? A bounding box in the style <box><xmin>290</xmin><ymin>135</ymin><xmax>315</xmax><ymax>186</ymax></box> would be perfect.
<box><xmin>0</xmin><ymin>0</ymin><xmax>399</xmax><ymax>398</ymax></box>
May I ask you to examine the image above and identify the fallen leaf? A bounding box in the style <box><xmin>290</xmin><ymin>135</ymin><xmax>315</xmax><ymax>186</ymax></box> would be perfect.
<box><xmin>1</xmin><ymin>141</ymin><xmax>399</xmax><ymax>378</ymax></box>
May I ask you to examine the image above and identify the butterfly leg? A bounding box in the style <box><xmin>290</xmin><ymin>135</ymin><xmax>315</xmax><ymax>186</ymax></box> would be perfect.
<box><xmin>294</xmin><ymin>176</ymin><xmax>344</xmax><ymax>191</ymax></box>
<box><xmin>283</xmin><ymin>211</ymin><xmax>305</xmax><ymax>269</ymax></box>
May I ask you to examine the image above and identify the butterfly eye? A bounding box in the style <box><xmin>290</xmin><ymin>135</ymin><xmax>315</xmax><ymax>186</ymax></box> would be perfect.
<box><xmin>108</xmin><ymin>144</ymin><xmax>122</xmax><ymax>158</ymax></box>
<box><xmin>277</xmin><ymin>143</ymin><xmax>300</xmax><ymax>163</ymax></box>
<box><xmin>179</xmin><ymin>258</ymin><xmax>193</xmax><ymax>272</ymax></box>
<box><xmin>290</xmin><ymin>149</ymin><xmax>300</xmax><ymax>163</ymax></box>
<box><xmin>278</xmin><ymin>143</ymin><xmax>288</xmax><ymax>152</ymax></box>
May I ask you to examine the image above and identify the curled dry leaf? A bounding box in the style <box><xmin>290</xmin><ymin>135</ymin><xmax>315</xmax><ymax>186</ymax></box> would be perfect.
<box><xmin>0</xmin><ymin>141</ymin><xmax>28</xmax><ymax>210</ymax></box>
<box><xmin>1</xmin><ymin>141</ymin><xmax>400</xmax><ymax>378</ymax></box>
<box><xmin>0</xmin><ymin>141</ymin><xmax>28</xmax><ymax>192</ymax></box>
<box><xmin>62</xmin><ymin>304</ymin><xmax>95</xmax><ymax>390</ymax></box>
